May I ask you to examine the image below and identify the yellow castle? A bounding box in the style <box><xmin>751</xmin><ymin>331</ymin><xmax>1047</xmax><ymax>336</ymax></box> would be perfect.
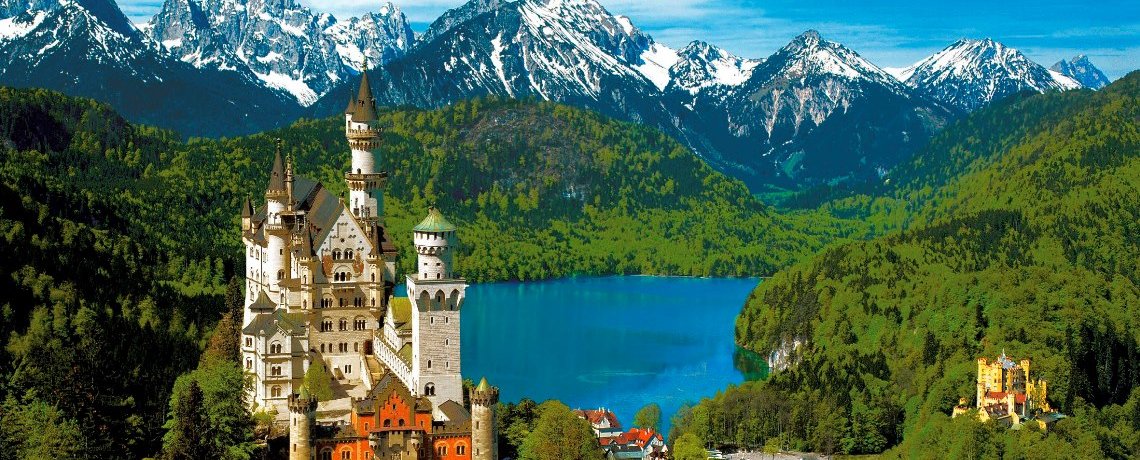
<box><xmin>952</xmin><ymin>351</ymin><xmax>1052</xmax><ymax>428</ymax></box>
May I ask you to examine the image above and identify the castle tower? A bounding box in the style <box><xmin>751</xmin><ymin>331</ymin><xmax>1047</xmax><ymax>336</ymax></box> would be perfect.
<box><xmin>288</xmin><ymin>388</ymin><xmax>317</xmax><ymax>460</ymax></box>
<box><xmin>344</xmin><ymin>65</ymin><xmax>387</xmax><ymax>225</ymax></box>
<box><xmin>408</xmin><ymin>207</ymin><xmax>466</xmax><ymax>413</ymax></box>
<box><xmin>470</xmin><ymin>377</ymin><xmax>499</xmax><ymax>460</ymax></box>
<box><xmin>246</xmin><ymin>140</ymin><xmax>290</xmax><ymax>327</ymax></box>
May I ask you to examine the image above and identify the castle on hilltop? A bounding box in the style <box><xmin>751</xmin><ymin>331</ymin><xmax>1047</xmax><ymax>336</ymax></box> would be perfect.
<box><xmin>953</xmin><ymin>351</ymin><xmax>1057</xmax><ymax>429</ymax></box>
<box><xmin>240</xmin><ymin>68</ymin><xmax>498</xmax><ymax>460</ymax></box>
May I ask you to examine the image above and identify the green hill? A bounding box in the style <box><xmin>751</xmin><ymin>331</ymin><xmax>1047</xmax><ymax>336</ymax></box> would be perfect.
<box><xmin>672</xmin><ymin>73</ymin><xmax>1140</xmax><ymax>458</ymax></box>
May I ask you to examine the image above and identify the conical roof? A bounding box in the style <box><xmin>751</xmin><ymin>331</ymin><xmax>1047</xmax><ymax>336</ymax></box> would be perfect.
<box><xmin>476</xmin><ymin>377</ymin><xmax>490</xmax><ymax>392</ymax></box>
<box><xmin>266</xmin><ymin>147</ymin><xmax>285</xmax><ymax>193</ymax></box>
<box><xmin>241</xmin><ymin>196</ymin><xmax>254</xmax><ymax>217</ymax></box>
<box><xmin>346</xmin><ymin>67</ymin><xmax>379</xmax><ymax>123</ymax></box>
<box><xmin>414</xmin><ymin>207</ymin><xmax>456</xmax><ymax>232</ymax></box>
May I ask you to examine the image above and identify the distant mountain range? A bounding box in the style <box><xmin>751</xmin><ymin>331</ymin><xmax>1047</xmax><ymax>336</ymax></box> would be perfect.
<box><xmin>0</xmin><ymin>0</ymin><xmax>1116</xmax><ymax>188</ymax></box>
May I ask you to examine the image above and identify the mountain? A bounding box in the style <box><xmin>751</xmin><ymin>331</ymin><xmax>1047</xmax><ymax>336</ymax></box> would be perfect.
<box><xmin>418</xmin><ymin>0</ymin><xmax>507</xmax><ymax>45</ymax></box>
<box><xmin>146</xmin><ymin>0</ymin><xmax>413</xmax><ymax>105</ymax></box>
<box><xmin>324</xmin><ymin>3</ymin><xmax>414</xmax><ymax>72</ymax></box>
<box><xmin>678</xmin><ymin>31</ymin><xmax>955</xmax><ymax>186</ymax></box>
<box><xmin>312</xmin><ymin>0</ymin><xmax>684</xmax><ymax>150</ymax></box>
<box><xmin>0</xmin><ymin>0</ymin><xmax>300</xmax><ymax>137</ymax></box>
<box><xmin>899</xmin><ymin>38</ymin><xmax>1082</xmax><ymax>112</ymax></box>
<box><xmin>1051</xmin><ymin>54</ymin><xmax>1111</xmax><ymax>89</ymax></box>
<box><xmin>313</xmin><ymin>2</ymin><xmax>953</xmax><ymax>189</ymax></box>
<box><xmin>665</xmin><ymin>40</ymin><xmax>761</xmax><ymax>94</ymax></box>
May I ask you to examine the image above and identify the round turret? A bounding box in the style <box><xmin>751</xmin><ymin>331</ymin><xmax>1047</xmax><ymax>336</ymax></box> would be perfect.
<box><xmin>288</xmin><ymin>389</ymin><xmax>318</xmax><ymax>460</ymax></box>
<box><xmin>413</xmin><ymin>207</ymin><xmax>457</xmax><ymax>280</ymax></box>
<box><xmin>470</xmin><ymin>377</ymin><xmax>499</xmax><ymax>460</ymax></box>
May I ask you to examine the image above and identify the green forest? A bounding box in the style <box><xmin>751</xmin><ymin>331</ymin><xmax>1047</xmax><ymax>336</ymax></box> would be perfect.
<box><xmin>669</xmin><ymin>72</ymin><xmax>1140</xmax><ymax>458</ymax></box>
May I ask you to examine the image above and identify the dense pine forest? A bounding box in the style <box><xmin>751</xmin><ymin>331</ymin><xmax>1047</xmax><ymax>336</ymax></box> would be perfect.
<box><xmin>0</xmin><ymin>89</ymin><xmax>867</xmax><ymax>457</ymax></box>
<box><xmin>670</xmin><ymin>72</ymin><xmax>1140</xmax><ymax>458</ymax></box>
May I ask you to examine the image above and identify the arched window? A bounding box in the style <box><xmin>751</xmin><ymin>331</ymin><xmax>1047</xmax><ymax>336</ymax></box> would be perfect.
<box><xmin>384</xmin><ymin>419</ymin><xmax>391</xmax><ymax>427</ymax></box>
<box><xmin>277</xmin><ymin>270</ymin><xmax>285</xmax><ymax>280</ymax></box>
<box><xmin>271</xmin><ymin>386</ymin><xmax>282</xmax><ymax>397</ymax></box>
<box><xmin>333</xmin><ymin>249</ymin><xmax>341</xmax><ymax>260</ymax></box>
<box><xmin>398</xmin><ymin>419</ymin><xmax>405</xmax><ymax>427</ymax></box>
<box><xmin>270</xmin><ymin>342</ymin><xmax>282</xmax><ymax>354</ymax></box>
<box><xmin>339</xmin><ymin>319</ymin><xmax>348</xmax><ymax>331</ymax></box>
<box><xmin>346</xmin><ymin>249</ymin><xmax>354</xmax><ymax>260</ymax></box>
<box><xmin>424</xmin><ymin>383</ymin><xmax>435</xmax><ymax>396</ymax></box>
<box><xmin>341</xmin><ymin>450</ymin><xmax>350</xmax><ymax>460</ymax></box>
<box><xmin>427</xmin><ymin>360</ymin><xmax>432</xmax><ymax>369</ymax></box>
<box><xmin>437</xmin><ymin>446</ymin><xmax>447</xmax><ymax>457</ymax></box>
<box><xmin>319</xmin><ymin>449</ymin><xmax>333</xmax><ymax>460</ymax></box>
<box><xmin>457</xmin><ymin>444</ymin><xmax>466</xmax><ymax>455</ymax></box>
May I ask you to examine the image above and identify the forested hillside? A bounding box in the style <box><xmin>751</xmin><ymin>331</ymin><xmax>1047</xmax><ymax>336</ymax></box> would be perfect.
<box><xmin>670</xmin><ymin>72</ymin><xmax>1140</xmax><ymax>457</ymax></box>
<box><xmin>108</xmin><ymin>95</ymin><xmax>871</xmax><ymax>282</ymax></box>
<box><xmin>0</xmin><ymin>88</ymin><xmax>868</xmax><ymax>457</ymax></box>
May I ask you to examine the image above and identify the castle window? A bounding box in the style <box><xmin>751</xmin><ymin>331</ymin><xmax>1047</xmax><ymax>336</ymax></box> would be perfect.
<box><xmin>345</xmin><ymin>365</ymin><xmax>352</xmax><ymax>374</ymax></box>
<box><xmin>346</xmin><ymin>249</ymin><xmax>354</xmax><ymax>260</ymax></box>
<box><xmin>354</xmin><ymin>342</ymin><xmax>359</xmax><ymax>352</ymax></box>
<box><xmin>277</xmin><ymin>270</ymin><xmax>284</xmax><ymax>280</ymax></box>
<box><xmin>424</xmin><ymin>383</ymin><xmax>435</xmax><ymax>396</ymax></box>
<box><xmin>354</xmin><ymin>318</ymin><xmax>367</xmax><ymax>330</ymax></box>
<box><xmin>383</xmin><ymin>419</ymin><xmax>391</xmax><ymax>427</ymax></box>
<box><xmin>271</xmin><ymin>343</ymin><xmax>282</xmax><ymax>354</ymax></box>
<box><xmin>246</xmin><ymin>359</ymin><xmax>252</xmax><ymax>370</ymax></box>
<box><xmin>427</xmin><ymin>360</ymin><xmax>432</xmax><ymax>369</ymax></box>
<box><xmin>271</xmin><ymin>366</ymin><xmax>282</xmax><ymax>376</ymax></box>
<box><xmin>320</xmin><ymin>449</ymin><xmax>332</xmax><ymax>460</ymax></box>
<box><xmin>271</xmin><ymin>386</ymin><xmax>282</xmax><ymax>398</ymax></box>
<box><xmin>341</xmin><ymin>451</ymin><xmax>350</xmax><ymax>460</ymax></box>
<box><xmin>339</xmin><ymin>319</ymin><xmax>348</xmax><ymax>331</ymax></box>
<box><xmin>399</xmin><ymin>419</ymin><xmax>405</xmax><ymax>427</ymax></box>
<box><xmin>457</xmin><ymin>445</ymin><xmax>466</xmax><ymax>455</ymax></box>
<box><xmin>437</xmin><ymin>446</ymin><xmax>447</xmax><ymax>456</ymax></box>
<box><xmin>246</xmin><ymin>337</ymin><xmax>252</xmax><ymax>347</ymax></box>
<box><xmin>321</xmin><ymin>344</ymin><xmax>325</xmax><ymax>353</ymax></box>
<box><xmin>333</xmin><ymin>250</ymin><xmax>341</xmax><ymax>260</ymax></box>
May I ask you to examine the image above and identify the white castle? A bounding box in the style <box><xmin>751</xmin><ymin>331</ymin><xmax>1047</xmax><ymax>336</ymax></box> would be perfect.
<box><xmin>238</xmin><ymin>68</ymin><xmax>469</xmax><ymax>421</ymax></box>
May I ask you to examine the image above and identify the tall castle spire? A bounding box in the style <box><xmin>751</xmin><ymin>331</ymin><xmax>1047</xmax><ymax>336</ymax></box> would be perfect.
<box><xmin>344</xmin><ymin>66</ymin><xmax>387</xmax><ymax>225</ymax></box>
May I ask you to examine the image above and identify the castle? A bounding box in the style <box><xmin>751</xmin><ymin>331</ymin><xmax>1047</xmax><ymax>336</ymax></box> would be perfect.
<box><xmin>952</xmin><ymin>351</ymin><xmax>1053</xmax><ymax>428</ymax></box>
<box><xmin>240</xmin><ymin>68</ymin><xmax>498</xmax><ymax>460</ymax></box>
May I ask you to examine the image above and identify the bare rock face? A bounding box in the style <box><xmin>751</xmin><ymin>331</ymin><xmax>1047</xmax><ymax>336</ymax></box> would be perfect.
<box><xmin>325</xmin><ymin>3</ymin><xmax>414</xmax><ymax>72</ymax></box>
<box><xmin>1051</xmin><ymin>55</ymin><xmax>1110</xmax><ymax>90</ymax></box>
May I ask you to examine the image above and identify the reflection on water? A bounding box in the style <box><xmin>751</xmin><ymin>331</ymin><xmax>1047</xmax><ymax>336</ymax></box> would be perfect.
<box><xmin>734</xmin><ymin>347</ymin><xmax>770</xmax><ymax>382</ymax></box>
<box><xmin>454</xmin><ymin>276</ymin><xmax>766</xmax><ymax>434</ymax></box>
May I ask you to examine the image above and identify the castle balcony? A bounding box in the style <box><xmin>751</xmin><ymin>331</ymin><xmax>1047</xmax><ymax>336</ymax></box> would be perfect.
<box><xmin>346</xmin><ymin>128</ymin><xmax>381</xmax><ymax>140</ymax></box>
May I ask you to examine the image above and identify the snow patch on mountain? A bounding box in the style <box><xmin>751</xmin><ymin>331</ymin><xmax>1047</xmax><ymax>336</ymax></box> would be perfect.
<box><xmin>635</xmin><ymin>43</ymin><xmax>678</xmax><ymax>90</ymax></box>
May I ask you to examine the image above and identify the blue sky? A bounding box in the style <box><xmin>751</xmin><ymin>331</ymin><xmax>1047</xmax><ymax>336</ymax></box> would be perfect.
<box><xmin>119</xmin><ymin>0</ymin><xmax>1139</xmax><ymax>79</ymax></box>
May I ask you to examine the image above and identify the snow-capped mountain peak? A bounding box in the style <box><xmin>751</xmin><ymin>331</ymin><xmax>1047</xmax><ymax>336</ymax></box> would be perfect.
<box><xmin>325</xmin><ymin>3</ymin><xmax>414</xmax><ymax>72</ymax></box>
<box><xmin>1052</xmin><ymin>54</ymin><xmax>1110</xmax><ymax>90</ymax></box>
<box><xmin>901</xmin><ymin>38</ymin><xmax>1081</xmax><ymax>111</ymax></box>
<box><xmin>667</xmin><ymin>40</ymin><xmax>761</xmax><ymax>93</ymax></box>
<box><xmin>755</xmin><ymin>30</ymin><xmax>903</xmax><ymax>90</ymax></box>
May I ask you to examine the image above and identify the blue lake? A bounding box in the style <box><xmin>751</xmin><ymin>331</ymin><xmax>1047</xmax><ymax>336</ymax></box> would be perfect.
<box><xmin>457</xmin><ymin>276</ymin><xmax>767</xmax><ymax>434</ymax></box>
